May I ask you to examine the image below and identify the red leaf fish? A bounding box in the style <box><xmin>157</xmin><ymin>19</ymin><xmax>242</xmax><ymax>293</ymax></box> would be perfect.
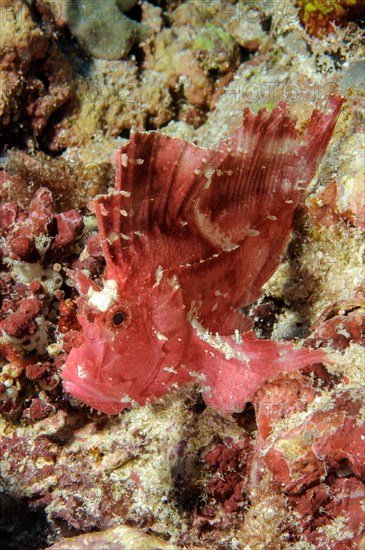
<box><xmin>62</xmin><ymin>98</ymin><xmax>344</xmax><ymax>415</ymax></box>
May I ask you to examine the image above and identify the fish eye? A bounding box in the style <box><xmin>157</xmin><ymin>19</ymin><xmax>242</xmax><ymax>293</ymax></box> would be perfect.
<box><xmin>112</xmin><ymin>311</ymin><xmax>126</xmax><ymax>327</ymax></box>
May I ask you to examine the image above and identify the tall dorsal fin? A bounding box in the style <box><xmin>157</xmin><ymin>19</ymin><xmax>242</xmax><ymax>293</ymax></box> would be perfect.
<box><xmin>93</xmin><ymin>132</ymin><xmax>226</xmax><ymax>280</ymax></box>
<box><xmin>93</xmin><ymin>98</ymin><xmax>344</xmax><ymax>330</ymax></box>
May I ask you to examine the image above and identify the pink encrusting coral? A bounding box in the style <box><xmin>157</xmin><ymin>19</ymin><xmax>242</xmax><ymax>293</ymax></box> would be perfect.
<box><xmin>62</xmin><ymin>97</ymin><xmax>344</xmax><ymax>415</ymax></box>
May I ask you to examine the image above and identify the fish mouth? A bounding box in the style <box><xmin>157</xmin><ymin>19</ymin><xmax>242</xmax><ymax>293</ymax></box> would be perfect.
<box><xmin>63</xmin><ymin>379</ymin><xmax>129</xmax><ymax>415</ymax></box>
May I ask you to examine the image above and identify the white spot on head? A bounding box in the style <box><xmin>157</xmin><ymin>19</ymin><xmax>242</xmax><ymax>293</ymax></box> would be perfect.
<box><xmin>267</xmin><ymin>215</ymin><xmax>277</xmax><ymax>221</ymax></box>
<box><xmin>88</xmin><ymin>279</ymin><xmax>118</xmax><ymax>312</ymax></box>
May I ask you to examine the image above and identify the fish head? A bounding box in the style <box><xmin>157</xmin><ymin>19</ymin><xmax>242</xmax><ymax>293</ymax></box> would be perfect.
<box><xmin>62</xmin><ymin>271</ymin><xmax>191</xmax><ymax>414</ymax></box>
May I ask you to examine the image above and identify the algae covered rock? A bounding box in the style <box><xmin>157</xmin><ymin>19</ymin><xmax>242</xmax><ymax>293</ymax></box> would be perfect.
<box><xmin>297</xmin><ymin>0</ymin><xmax>365</xmax><ymax>37</ymax></box>
<box><xmin>62</xmin><ymin>0</ymin><xmax>141</xmax><ymax>59</ymax></box>
<box><xmin>192</xmin><ymin>23</ymin><xmax>240</xmax><ymax>74</ymax></box>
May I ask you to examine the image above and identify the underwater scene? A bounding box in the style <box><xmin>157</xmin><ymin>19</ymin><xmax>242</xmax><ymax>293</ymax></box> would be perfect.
<box><xmin>0</xmin><ymin>1</ymin><xmax>364</xmax><ymax>548</ymax></box>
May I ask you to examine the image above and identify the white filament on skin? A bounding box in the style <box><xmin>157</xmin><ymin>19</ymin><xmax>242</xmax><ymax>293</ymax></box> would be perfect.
<box><xmin>88</xmin><ymin>279</ymin><xmax>118</xmax><ymax>312</ymax></box>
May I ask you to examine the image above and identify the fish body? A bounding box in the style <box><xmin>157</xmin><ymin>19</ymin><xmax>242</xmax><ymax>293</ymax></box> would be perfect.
<box><xmin>62</xmin><ymin>98</ymin><xmax>344</xmax><ymax>414</ymax></box>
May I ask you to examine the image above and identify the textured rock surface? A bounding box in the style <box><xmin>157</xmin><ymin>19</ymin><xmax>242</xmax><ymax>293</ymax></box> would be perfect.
<box><xmin>61</xmin><ymin>0</ymin><xmax>141</xmax><ymax>59</ymax></box>
<box><xmin>48</xmin><ymin>524</ymin><xmax>178</xmax><ymax>549</ymax></box>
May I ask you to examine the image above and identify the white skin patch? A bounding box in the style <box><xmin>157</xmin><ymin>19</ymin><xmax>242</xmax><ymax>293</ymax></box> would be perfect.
<box><xmin>189</xmin><ymin>315</ymin><xmax>249</xmax><ymax>364</ymax></box>
<box><xmin>164</xmin><ymin>366</ymin><xmax>177</xmax><ymax>374</ymax></box>
<box><xmin>193</xmin><ymin>199</ymin><xmax>239</xmax><ymax>251</ymax></box>
<box><xmin>107</xmin><ymin>232</ymin><xmax>119</xmax><ymax>244</ymax></box>
<box><xmin>100</xmin><ymin>204</ymin><xmax>108</xmax><ymax>216</ymax></box>
<box><xmin>77</xmin><ymin>364</ymin><xmax>87</xmax><ymax>380</ymax></box>
<box><xmin>154</xmin><ymin>265</ymin><xmax>164</xmax><ymax>286</ymax></box>
<box><xmin>120</xmin><ymin>394</ymin><xmax>131</xmax><ymax>403</ymax></box>
<box><xmin>88</xmin><ymin>279</ymin><xmax>118</xmax><ymax>312</ymax></box>
<box><xmin>153</xmin><ymin>327</ymin><xmax>168</xmax><ymax>341</ymax></box>
<box><xmin>246</xmin><ymin>229</ymin><xmax>260</xmax><ymax>237</ymax></box>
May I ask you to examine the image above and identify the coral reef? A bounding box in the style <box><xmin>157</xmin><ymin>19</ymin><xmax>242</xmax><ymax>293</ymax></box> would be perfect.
<box><xmin>0</xmin><ymin>0</ymin><xmax>73</xmax><ymax>150</ymax></box>
<box><xmin>0</xmin><ymin>1</ymin><xmax>364</xmax><ymax>549</ymax></box>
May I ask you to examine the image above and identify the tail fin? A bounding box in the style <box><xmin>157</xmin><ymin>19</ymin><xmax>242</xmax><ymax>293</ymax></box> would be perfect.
<box><xmin>201</xmin><ymin>331</ymin><xmax>329</xmax><ymax>415</ymax></box>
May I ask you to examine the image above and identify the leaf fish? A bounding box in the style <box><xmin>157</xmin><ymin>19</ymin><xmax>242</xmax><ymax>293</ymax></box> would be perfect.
<box><xmin>62</xmin><ymin>98</ymin><xmax>344</xmax><ymax>415</ymax></box>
